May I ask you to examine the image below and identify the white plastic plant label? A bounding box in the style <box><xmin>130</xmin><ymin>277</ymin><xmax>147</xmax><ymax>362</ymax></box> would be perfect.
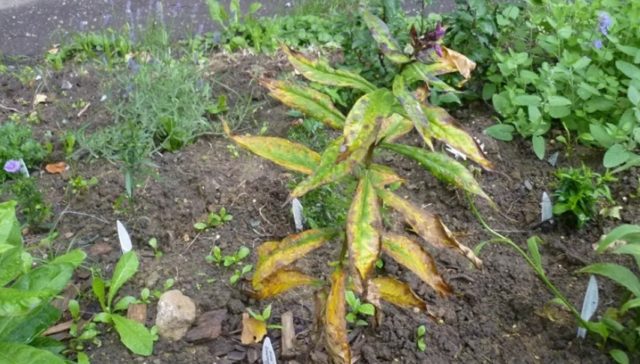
<box><xmin>577</xmin><ymin>275</ymin><xmax>599</xmax><ymax>339</ymax></box>
<box><xmin>291</xmin><ymin>198</ymin><xmax>304</xmax><ymax>232</ymax></box>
<box><xmin>116</xmin><ymin>220</ymin><xmax>133</xmax><ymax>254</ymax></box>
<box><xmin>541</xmin><ymin>192</ymin><xmax>552</xmax><ymax>223</ymax></box>
<box><xmin>262</xmin><ymin>337</ymin><xmax>277</xmax><ymax>364</ymax></box>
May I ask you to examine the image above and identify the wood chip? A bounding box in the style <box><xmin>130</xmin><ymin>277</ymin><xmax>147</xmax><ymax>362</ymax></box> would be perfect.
<box><xmin>127</xmin><ymin>303</ymin><xmax>148</xmax><ymax>324</ymax></box>
<box><xmin>185</xmin><ymin>309</ymin><xmax>227</xmax><ymax>343</ymax></box>
<box><xmin>43</xmin><ymin>320</ymin><xmax>73</xmax><ymax>336</ymax></box>
<box><xmin>281</xmin><ymin>311</ymin><xmax>296</xmax><ymax>356</ymax></box>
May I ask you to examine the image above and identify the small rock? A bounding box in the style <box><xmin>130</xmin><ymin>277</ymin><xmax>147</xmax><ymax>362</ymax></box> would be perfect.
<box><xmin>227</xmin><ymin>298</ymin><xmax>245</xmax><ymax>314</ymax></box>
<box><xmin>156</xmin><ymin>290</ymin><xmax>197</xmax><ymax>341</ymax></box>
<box><xmin>127</xmin><ymin>303</ymin><xmax>147</xmax><ymax>324</ymax></box>
<box><xmin>61</xmin><ymin>80</ymin><xmax>73</xmax><ymax>90</ymax></box>
<box><xmin>145</xmin><ymin>270</ymin><xmax>161</xmax><ymax>288</ymax></box>
<box><xmin>185</xmin><ymin>309</ymin><xmax>227</xmax><ymax>343</ymax></box>
<box><xmin>523</xmin><ymin>179</ymin><xmax>533</xmax><ymax>191</ymax></box>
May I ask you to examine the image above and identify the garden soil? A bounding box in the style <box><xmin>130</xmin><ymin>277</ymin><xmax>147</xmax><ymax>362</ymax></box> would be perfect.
<box><xmin>3</xmin><ymin>51</ymin><xmax>639</xmax><ymax>363</ymax></box>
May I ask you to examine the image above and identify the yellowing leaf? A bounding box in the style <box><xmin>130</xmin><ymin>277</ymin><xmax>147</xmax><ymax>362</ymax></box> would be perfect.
<box><xmin>377</xmin><ymin>188</ymin><xmax>483</xmax><ymax>268</ymax></box>
<box><xmin>440</xmin><ymin>46</ymin><xmax>476</xmax><ymax>81</ymax></box>
<box><xmin>341</xmin><ymin>90</ymin><xmax>392</xmax><ymax>163</ymax></box>
<box><xmin>325</xmin><ymin>267</ymin><xmax>351</xmax><ymax>364</ymax></box>
<box><xmin>252</xmin><ymin>228</ymin><xmax>339</xmax><ymax>287</ymax></box>
<box><xmin>371</xmin><ymin>276</ymin><xmax>427</xmax><ymax>311</ymax></box>
<box><xmin>382</xmin><ymin>233</ymin><xmax>451</xmax><ymax>296</ymax></box>
<box><xmin>362</xmin><ymin>10</ymin><xmax>412</xmax><ymax>64</ymax></box>
<box><xmin>282</xmin><ymin>45</ymin><xmax>376</xmax><ymax>93</ymax></box>
<box><xmin>422</xmin><ymin>103</ymin><xmax>494</xmax><ymax>170</ymax></box>
<box><xmin>377</xmin><ymin>114</ymin><xmax>414</xmax><ymax>144</ymax></box>
<box><xmin>347</xmin><ymin>173</ymin><xmax>381</xmax><ymax>281</ymax></box>
<box><xmin>392</xmin><ymin>75</ymin><xmax>433</xmax><ymax>150</ymax></box>
<box><xmin>252</xmin><ymin>269</ymin><xmax>320</xmax><ymax>299</ymax></box>
<box><xmin>290</xmin><ymin>137</ymin><xmax>354</xmax><ymax>198</ymax></box>
<box><xmin>241</xmin><ymin>313</ymin><xmax>267</xmax><ymax>344</ymax></box>
<box><xmin>382</xmin><ymin>143</ymin><xmax>493</xmax><ymax>205</ymax></box>
<box><xmin>369</xmin><ymin>164</ymin><xmax>404</xmax><ymax>188</ymax></box>
<box><xmin>224</xmin><ymin>121</ymin><xmax>320</xmax><ymax>175</ymax></box>
<box><xmin>261</xmin><ymin>78</ymin><xmax>345</xmax><ymax>129</ymax></box>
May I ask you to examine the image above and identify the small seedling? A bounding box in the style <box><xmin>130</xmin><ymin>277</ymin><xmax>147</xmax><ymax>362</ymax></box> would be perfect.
<box><xmin>247</xmin><ymin>304</ymin><xmax>282</xmax><ymax>330</ymax></box>
<box><xmin>227</xmin><ymin>144</ymin><xmax>240</xmax><ymax>158</ymax></box>
<box><xmin>69</xmin><ymin>176</ymin><xmax>98</xmax><ymax>194</ymax></box>
<box><xmin>194</xmin><ymin>207</ymin><xmax>233</xmax><ymax>231</ymax></box>
<box><xmin>147</xmin><ymin>237</ymin><xmax>163</xmax><ymax>258</ymax></box>
<box><xmin>206</xmin><ymin>245</ymin><xmax>250</xmax><ymax>267</ymax></box>
<box><xmin>345</xmin><ymin>290</ymin><xmax>375</xmax><ymax>327</ymax></box>
<box><xmin>416</xmin><ymin>324</ymin><xmax>427</xmax><ymax>351</ymax></box>
<box><xmin>230</xmin><ymin>264</ymin><xmax>253</xmax><ymax>285</ymax></box>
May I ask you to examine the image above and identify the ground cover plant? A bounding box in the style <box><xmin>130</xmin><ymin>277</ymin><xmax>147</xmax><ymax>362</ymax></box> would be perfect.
<box><xmin>224</xmin><ymin>5</ymin><xmax>494</xmax><ymax>360</ymax></box>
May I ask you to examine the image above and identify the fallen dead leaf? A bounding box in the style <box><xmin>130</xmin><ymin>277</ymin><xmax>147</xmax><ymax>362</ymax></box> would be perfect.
<box><xmin>45</xmin><ymin>162</ymin><xmax>68</xmax><ymax>174</ymax></box>
<box><xmin>33</xmin><ymin>94</ymin><xmax>48</xmax><ymax>105</ymax></box>
<box><xmin>241</xmin><ymin>312</ymin><xmax>267</xmax><ymax>345</ymax></box>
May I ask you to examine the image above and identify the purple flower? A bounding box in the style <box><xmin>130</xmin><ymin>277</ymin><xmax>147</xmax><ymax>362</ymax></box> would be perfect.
<box><xmin>598</xmin><ymin>11</ymin><xmax>612</xmax><ymax>35</ymax></box>
<box><xmin>593</xmin><ymin>39</ymin><xmax>603</xmax><ymax>49</ymax></box>
<box><xmin>434</xmin><ymin>23</ymin><xmax>446</xmax><ymax>40</ymax></box>
<box><xmin>4</xmin><ymin>160</ymin><xmax>21</xmax><ymax>174</ymax></box>
<box><xmin>433</xmin><ymin>44</ymin><xmax>443</xmax><ymax>57</ymax></box>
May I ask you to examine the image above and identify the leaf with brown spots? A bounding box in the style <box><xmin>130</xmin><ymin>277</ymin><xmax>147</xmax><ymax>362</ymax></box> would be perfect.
<box><xmin>252</xmin><ymin>269</ymin><xmax>322</xmax><ymax>299</ymax></box>
<box><xmin>362</xmin><ymin>10</ymin><xmax>412</xmax><ymax>64</ymax></box>
<box><xmin>325</xmin><ymin>267</ymin><xmax>351</xmax><ymax>364</ymax></box>
<box><xmin>347</xmin><ymin>172</ymin><xmax>381</xmax><ymax>281</ymax></box>
<box><xmin>370</xmin><ymin>276</ymin><xmax>427</xmax><ymax>311</ymax></box>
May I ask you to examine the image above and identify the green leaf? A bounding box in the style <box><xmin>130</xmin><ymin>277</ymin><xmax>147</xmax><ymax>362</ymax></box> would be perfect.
<box><xmin>527</xmin><ymin>236</ymin><xmax>543</xmax><ymax>270</ymax></box>
<box><xmin>0</xmin><ymin>303</ymin><xmax>60</xmax><ymax>343</ymax></box>
<box><xmin>596</xmin><ymin>225</ymin><xmax>640</xmax><ymax>252</ymax></box>
<box><xmin>616</xmin><ymin>61</ymin><xmax>640</xmax><ymax>80</ymax></box>
<box><xmin>547</xmin><ymin>96</ymin><xmax>572</xmax><ymax>107</ymax></box>
<box><xmin>343</xmin><ymin>90</ymin><xmax>393</xmax><ymax>163</ymax></box>
<box><xmin>0</xmin><ymin>200</ymin><xmax>21</xmax><ymax>247</ymax></box>
<box><xmin>603</xmin><ymin>144</ymin><xmax>631</xmax><ymax>168</ymax></box>
<box><xmin>194</xmin><ymin>222</ymin><xmax>207</xmax><ymax>231</ymax></box>
<box><xmin>362</xmin><ymin>10</ymin><xmax>411</xmax><ymax>64</ymax></box>
<box><xmin>514</xmin><ymin>95</ymin><xmax>541</xmax><ymax>106</ymax></box>
<box><xmin>205</xmin><ymin>0</ymin><xmax>228</xmax><ymax>27</ymax></box>
<box><xmin>11</xmin><ymin>263</ymin><xmax>74</xmax><ymax>295</ymax></box>
<box><xmin>113</xmin><ymin>296</ymin><xmax>138</xmax><ymax>312</ymax></box>
<box><xmin>589</xmin><ymin>124</ymin><xmax>615</xmax><ymax>148</ymax></box>
<box><xmin>261</xmin><ymin>79</ymin><xmax>345</xmax><ymax>129</ymax></box>
<box><xmin>0</xmin><ymin>288</ymin><xmax>53</xmax><ymax>316</ymax></box>
<box><xmin>77</xmin><ymin>352</ymin><xmax>90</xmax><ymax>364</ymax></box>
<box><xmin>610</xmin><ymin>349</ymin><xmax>629</xmax><ymax>364</ymax></box>
<box><xmin>92</xmin><ymin>274</ymin><xmax>106</xmax><ymax>312</ymax></box>
<box><xmin>49</xmin><ymin>249</ymin><xmax>86</xmax><ymax>268</ymax></box>
<box><xmin>358</xmin><ymin>303</ymin><xmax>375</xmax><ymax>316</ymax></box>
<box><xmin>532</xmin><ymin>135</ymin><xmax>545</xmax><ymax>160</ymax></box>
<box><xmin>0</xmin><ymin>342</ymin><xmax>66</xmax><ymax>364</ymax></box>
<box><xmin>628</xmin><ymin>85</ymin><xmax>640</xmax><ymax>105</ymax></box>
<box><xmin>579</xmin><ymin>263</ymin><xmax>640</xmax><ymax>297</ymax></box>
<box><xmin>620</xmin><ymin>297</ymin><xmax>640</xmax><ymax>314</ymax></box>
<box><xmin>107</xmin><ymin>251</ymin><xmax>139</xmax><ymax>308</ymax></box>
<box><xmin>111</xmin><ymin>314</ymin><xmax>154</xmax><ymax>356</ymax></box>
<box><xmin>484</xmin><ymin>124</ymin><xmax>514</xmax><ymax>141</ymax></box>
<box><xmin>392</xmin><ymin>75</ymin><xmax>433</xmax><ymax>149</ymax></box>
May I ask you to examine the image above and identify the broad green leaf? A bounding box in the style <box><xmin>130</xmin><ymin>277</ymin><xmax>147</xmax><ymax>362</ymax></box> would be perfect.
<box><xmin>377</xmin><ymin>188</ymin><xmax>482</xmax><ymax>268</ymax></box>
<box><xmin>107</xmin><ymin>251</ymin><xmax>139</xmax><ymax>308</ymax></box>
<box><xmin>369</xmin><ymin>164</ymin><xmax>404</xmax><ymax>188</ymax></box>
<box><xmin>603</xmin><ymin>144</ymin><xmax>631</xmax><ymax>168</ymax></box>
<box><xmin>347</xmin><ymin>173</ymin><xmax>381</xmax><ymax>281</ymax></box>
<box><xmin>342</xmin><ymin>90</ymin><xmax>393</xmax><ymax>163</ymax></box>
<box><xmin>392</xmin><ymin>75</ymin><xmax>433</xmax><ymax>149</ymax></box>
<box><xmin>205</xmin><ymin>0</ymin><xmax>228</xmax><ymax>27</ymax></box>
<box><xmin>579</xmin><ymin>263</ymin><xmax>640</xmax><ymax>298</ymax></box>
<box><xmin>0</xmin><ymin>303</ymin><xmax>59</xmax><ymax>343</ymax></box>
<box><xmin>401</xmin><ymin>62</ymin><xmax>462</xmax><ymax>84</ymax></box>
<box><xmin>29</xmin><ymin>336</ymin><xmax>65</xmax><ymax>356</ymax></box>
<box><xmin>616</xmin><ymin>61</ymin><xmax>640</xmax><ymax>80</ymax></box>
<box><xmin>362</xmin><ymin>10</ymin><xmax>411</xmax><ymax>64</ymax></box>
<box><xmin>628</xmin><ymin>85</ymin><xmax>640</xmax><ymax>105</ymax></box>
<box><xmin>0</xmin><ymin>288</ymin><xmax>53</xmax><ymax>316</ymax></box>
<box><xmin>589</xmin><ymin>124</ymin><xmax>615</xmax><ymax>148</ymax></box>
<box><xmin>261</xmin><ymin>79</ymin><xmax>345</xmax><ymax>129</ymax></box>
<box><xmin>370</xmin><ymin>276</ymin><xmax>427</xmax><ymax>311</ymax></box>
<box><xmin>282</xmin><ymin>45</ymin><xmax>376</xmax><ymax>93</ymax></box>
<box><xmin>514</xmin><ymin>95</ymin><xmax>541</xmax><ymax>106</ymax></box>
<box><xmin>484</xmin><ymin>124</ymin><xmax>514</xmax><ymax>141</ymax></box>
<box><xmin>610</xmin><ymin>349</ymin><xmax>629</xmax><ymax>364</ymax></box>
<box><xmin>113</xmin><ymin>296</ymin><xmax>138</xmax><ymax>312</ymax></box>
<box><xmin>290</xmin><ymin>138</ymin><xmax>354</xmax><ymax>198</ymax></box>
<box><xmin>382</xmin><ymin>143</ymin><xmax>493</xmax><ymax>204</ymax></box>
<box><xmin>0</xmin><ymin>342</ymin><xmax>66</xmax><ymax>364</ymax></box>
<box><xmin>252</xmin><ymin>269</ymin><xmax>321</xmax><ymax>299</ymax></box>
<box><xmin>111</xmin><ymin>314</ymin><xmax>154</xmax><ymax>356</ymax></box>
<box><xmin>621</xmin><ymin>297</ymin><xmax>640</xmax><ymax>314</ymax></box>
<box><xmin>382</xmin><ymin>233</ymin><xmax>451</xmax><ymax>295</ymax></box>
<box><xmin>422</xmin><ymin>104</ymin><xmax>494</xmax><ymax>170</ymax></box>
<box><xmin>252</xmin><ymin>228</ymin><xmax>339</xmax><ymax>286</ymax></box>
<box><xmin>325</xmin><ymin>267</ymin><xmax>350</xmax><ymax>364</ymax></box>
<box><xmin>596</xmin><ymin>225</ymin><xmax>640</xmax><ymax>252</ymax></box>
<box><xmin>225</xmin><ymin>121</ymin><xmax>321</xmax><ymax>175</ymax></box>
<box><xmin>0</xmin><ymin>201</ymin><xmax>21</xmax><ymax>246</ymax></box>
<box><xmin>377</xmin><ymin>114</ymin><xmax>413</xmax><ymax>144</ymax></box>
<box><xmin>532</xmin><ymin>135</ymin><xmax>545</xmax><ymax>160</ymax></box>
<box><xmin>49</xmin><ymin>249</ymin><xmax>86</xmax><ymax>268</ymax></box>
<box><xmin>547</xmin><ymin>95</ymin><xmax>572</xmax><ymax>107</ymax></box>
<box><xmin>527</xmin><ymin>236</ymin><xmax>543</xmax><ymax>270</ymax></box>
<box><xmin>12</xmin><ymin>263</ymin><xmax>74</xmax><ymax>294</ymax></box>
<box><xmin>92</xmin><ymin>274</ymin><xmax>107</xmax><ymax>312</ymax></box>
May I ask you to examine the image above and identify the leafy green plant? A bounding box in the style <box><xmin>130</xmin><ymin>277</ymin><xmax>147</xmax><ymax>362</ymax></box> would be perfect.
<box><xmin>69</xmin><ymin>176</ymin><xmax>98</xmax><ymax>195</ymax></box>
<box><xmin>45</xmin><ymin>29</ymin><xmax>133</xmax><ymax>69</ymax></box>
<box><xmin>230</xmin><ymin>264</ymin><xmax>253</xmax><ymax>285</ymax></box>
<box><xmin>246</xmin><ymin>304</ymin><xmax>281</xmax><ymax>330</ymax></box>
<box><xmin>194</xmin><ymin>207</ymin><xmax>233</xmax><ymax>231</ymax></box>
<box><xmin>416</xmin><ymin>324</ymin><xmax>427</xmax><ymax>352</ymax></box>
<box><xmin>205</xmin><ymin>0</ymin><xmax>269</xmax><ymax>52</ymax></box>
<box><xmin>225</xmin><ymin>7</ymin><xmax>492</xmax><ymax>360</ymax></box>
<box><xmin>0</xmin><ymin>121</ymin><xmax>47</xmax><ymax>183</ymax></box>
<box><xmin>345</xmin><ymin>290</ymin><xmax>375</xmax><ymax>326</ymax></box>
<box><xmin>0</xmin><ymin>200</ymin><xmax>86</xmax><ymax>363</ymax></box>
<box><xmin>552</xmin><ymin>165</ymin><xmax>617</xmax><ymax>227</ymax></box>
<box><xmin>91</xmin><ymin>251</ymin><xmax>156</xmax><ymax>356</ymax></box>
<box><xmin>66</xmin><ymin>299</ymin><xmax>101</xmax><ymax>357</ymax></box>
<box><xmin>147</xmin><ymin>237</ymin><xmax>162</xmax><ymax>258</ymax></box>
<box><xmin>205</xmin><ymin>246</ymin><xmax>252</xmax><ymax>285</ymax></box>
<box><xmin>3</xmin><ymin>177</ymin><xmax>52</xmax><ymax>228</ymax></box>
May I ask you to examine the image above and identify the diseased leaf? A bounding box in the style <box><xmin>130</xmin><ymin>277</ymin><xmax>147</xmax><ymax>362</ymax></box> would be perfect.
<box><xmin>401</xmin><ymin>62</ymin><xmax>464</xmax><ymax>84</ymax></box>
<box><xmin>108</xmin><ymin>251</ymin><xmax>139</xmax><ymax>308</ymax></box>
<box><xmin>241</xmin><ymin>312</ymin><xmax>267</xmax><ymax>344</ymax></box>
<box><xmin>381</xmin><ymin>233</ymin><xmax>452</xmax><ymax>295</ymax></box>
<box><xmin>224</xmin><ymin>121</ymin><xmax>321</xmax><ymax>175</ymax></box>
<box><xmin>393</xmin><ymin>75</ymin><xmax>433</xmax><ymax>150</ymax></box>
<box><xmin>370</xmin><ymin>276</ymin><xmax>427</xmax><ymax>311</ymax></box>
<box><xmin>347</xmin><ymin>173</ymin><xmax>381</xmax><ymax>281</ymax></box>
<box><xmin>369</xmin><ymin>164</ymin><xmax>404</xmax><ymax>188</ymax></box>
<box><xmin>290</xmin><ymin>137</ymin><xmax>354</xmax><ymax>198</ymax></box>
<box><xmin>421</xmin><ymin>104</ymin><xmax>494</xmax><ymax>170</ymax></box>
<box><xmin>252</xmin><ymin>228</ymin><xmax>339</xmax><ymax>287</ymax></box>
<box><xmin>325</xmin><ymin>267</ymin><xmax>351</xmax><ymax>364</ymax></box>
<box><xmin>377</xmin><ymin>188</ymin><xmax>483</xmax><ymax>268</ymax></box>
<box><xmin>282</xmin><ymin>45</ymin><xmax>376</xmax><ymax>93</ymax></box>
<box><xmin>252</xmin><ymin>269</ymin><xmax>321</xmax><ymax>299</ymax></box>
<box><xmin>111</xmin><ymin>313</ymin><xmax>154</xmax><ymax>356</ymax></box>
<box><xmin>341</xmin><ymin>90</ymin><xmax>392</xmax><ymax>163</ymax></box>
<box><xmin>382</xmin><ymin>143</ymin><xmax>493</xmax><ymax>205</ymax></box>
<box><xmin>362</xmin><ymin>10</ymin><xmax>412</xmax><ymax>64</ymax></box>
<box><xmin>440</xmin><ymin>46</ymin><xmax>476</xmax><ymax>80</ymax></box>
<box><xmin>261</xmin><ymin>78</ymin><xmax>345</xmax><ymax>129</ymax></box>
<box><xmin>377</xmin><ymin>114</ymin><xmax>413</xmax><ymax>143</ymax></box>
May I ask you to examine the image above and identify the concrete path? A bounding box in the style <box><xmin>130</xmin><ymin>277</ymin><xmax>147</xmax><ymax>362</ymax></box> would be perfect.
<box><xmin>0</xmin><ymin>0</ymin><xmax>454</xmax><ymax>57</ymax></box>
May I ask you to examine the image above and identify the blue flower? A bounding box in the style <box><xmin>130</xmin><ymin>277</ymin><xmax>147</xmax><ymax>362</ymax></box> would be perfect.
<box><xmin>3</xmin><ymin>160</ymin><xmax>21</xmax><ymax>174</ymax></box>
<box><xmin>593</xmin><ymin>39</ymin><xmax>603</xmax><ymax>49</ymax></box>
<box><xmin>598</xmin><ymin>11</ymin><xmax>612</xmax><ymax>35</ymax></box>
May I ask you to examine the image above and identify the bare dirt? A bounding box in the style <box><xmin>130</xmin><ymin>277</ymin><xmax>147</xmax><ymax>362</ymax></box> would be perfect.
<box><xmin>3</xmin><ymin>51</ymin><xmax>638</xmax><ymax>363</ymax></box>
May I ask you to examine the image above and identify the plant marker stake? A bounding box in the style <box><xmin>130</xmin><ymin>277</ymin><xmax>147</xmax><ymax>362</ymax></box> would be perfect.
<box><xmin>116</xmin><ymin>220</ymin><xmax>133</xmax><ymax>254</ymax></box>
<box><xmin>541</xmin><ymin>192</ymin><xmax>552</xmax><ymax>223</ymax></box>
<box><xmin>291</xmin><ymin>198</ymin><xmax>304</xmax><ymax>232</ymax></box>
<box><xmin>547</xmin><ymin>151</ymin><xmax>559</xmax><ymax>167</ymax></box>
<box><xmin>19</xmin><ymin>158</ymin><xmax>29</xmax><ymax>177</ymax></box>
<box><xmin>262</xmin><ymin>337</ymin><xmax>277</xmax><ymax>364</ymax></box>
<box><xmin>577</xmin><ymin>275</ymin><xmax>599</xmax><ymax>339</ymax></box>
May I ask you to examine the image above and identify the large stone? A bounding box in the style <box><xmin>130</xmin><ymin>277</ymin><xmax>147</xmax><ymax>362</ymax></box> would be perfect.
<box><xmin>155</xmin><ymin>290</ymin><xmax>196</xmax><ymax>341</ymax></box>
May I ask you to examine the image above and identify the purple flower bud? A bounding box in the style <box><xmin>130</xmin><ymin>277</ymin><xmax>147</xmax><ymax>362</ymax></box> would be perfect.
<box><xmin>434</xmin><ymin>44</ymin><xmax>443</xmax><ymax>57</ymax></box>
<box><xmin>597</xmin><ymin>11</ymin><xmax>612</xmax><ymax>36</ymax></box>
<box><xmin>3</xmin><ymin>160</ymin><xmax>21</xmax><ymax>174</ymax></box>
<box><xmin>593</xmin><ymin>39</ymin><xmax>603</xmax><ymax>49</ymax></box>
<box><xmin>434</xmin><ymin>23</ymin><xmax>446</xmax><ymax>40</ymax></box>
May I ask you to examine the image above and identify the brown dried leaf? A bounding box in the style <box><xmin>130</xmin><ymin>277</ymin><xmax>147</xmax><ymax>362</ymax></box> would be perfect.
<box><xmin>241</xmin><ymin>313</ymin><xmax>267</xmax><ymax>345</ymax></box>
<box><xmin>370</xmin><ymin>276</ymin><xmax>427</xmax><ymax>311</ymax></box>
<box><xmin>325</xmin><ymin>267</ymin><xmax>351</xmax><ymax>364</ymax></box>
<box><xmin>44</xmin><ymin>162</ymin><xmax>68</xmax><ymax>174</ymax></box>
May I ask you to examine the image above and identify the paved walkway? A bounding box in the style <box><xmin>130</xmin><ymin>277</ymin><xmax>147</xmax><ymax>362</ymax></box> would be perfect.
<box><xmin>0</xmin><ymin>0</ymin><xmax>454</xmax><ymax>57</ymax></box>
